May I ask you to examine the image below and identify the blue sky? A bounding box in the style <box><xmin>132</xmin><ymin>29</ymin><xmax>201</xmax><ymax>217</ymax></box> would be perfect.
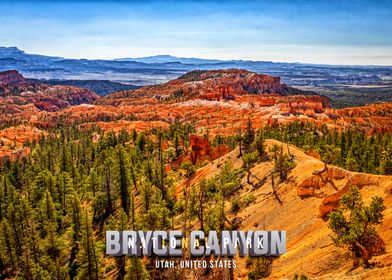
<box><xmin>1</xmin><ymin>0</ymin><xmax>392</xmax><ymax>65</ymax></box>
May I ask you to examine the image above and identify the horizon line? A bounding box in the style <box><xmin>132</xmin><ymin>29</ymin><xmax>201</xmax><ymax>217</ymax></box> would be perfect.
<box><xmin>2</xmin><ymin>46</ymin><xmax>391</xmax><ymax>68</ymax></box>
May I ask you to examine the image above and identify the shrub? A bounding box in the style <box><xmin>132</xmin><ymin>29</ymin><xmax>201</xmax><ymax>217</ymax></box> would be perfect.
<box><xmin>247</xmin><ymin>257</ymin><xmax>274</xmax><ymax>279</ymax></box>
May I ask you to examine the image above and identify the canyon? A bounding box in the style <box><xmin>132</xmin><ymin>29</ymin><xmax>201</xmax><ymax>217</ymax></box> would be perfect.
<box><xmin>1</xmin><ymin>68</ymin><xmax>392</xmax><ymax>164</ymax></box>
<box><xmin>0</xmin><ymin>68</ymin><xmax>391</xmax><ymax>279</ymax></box>
<box><xmin>1</xmin><ymin>69</ymin><xmax>390</xmax><ymax>134</ymax></box>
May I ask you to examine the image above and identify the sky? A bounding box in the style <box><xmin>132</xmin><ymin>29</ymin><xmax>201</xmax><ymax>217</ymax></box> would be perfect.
<box><xmin>1</xmin><ymin>0</ymin><xmax>392</xmax><ymax>65</ymax></box>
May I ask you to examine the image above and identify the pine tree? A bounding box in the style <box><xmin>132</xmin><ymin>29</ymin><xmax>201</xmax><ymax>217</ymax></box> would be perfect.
<box><xmin>319</xmin><ymin>145</ymin><xmax>341</xmax><ymax>173</ymax></box>
<box><xmin>378</xmin><ymin>145</ymin><xmax>392</xmax><ymax>175</ymax></box>
<box><xmin>243</xmin><ymin>152</ymin><xmax>258</xmax><ymax>185</ymax></box>
<box><xmin>116</xmin><ymin>146</ymin><xmax>131</xmax><ymax>216</ymax></box>
<box><xmin>0</xmin><ymin>218</ymin><xmax>16</xmax><ymax>272</ymax></box>
<box><xmin>76</xmin><ymin>209</ymin><xmax>101</xmax><ymax>280</ymax></box>
<box><xmin>69</xmin><ymin>192</ymin><xmax>83</xmax><ymax>279</ymax></box>
<box><xmin>234</xmin><ymin>134</ymin><xmax>243</xmax><ymax>157</ymax></box>
<box><xmin>254</xmin><ymin>129</ymin><xmax>265</xmax><ymax>159</ymax></box>
<box><xmin>329</xmin><ymin>186</ymin><xmax>386</xmax><ymax>268</ymax></box>
<box><xmin>243</xmin><ymin>118</ymin><xmax>255</xmax><ymax>154</ymax></box>
<box><xmin>106</xmin><ymin>209</ymin><xmax>128</xmax><ymax>279</ymax></box>
<box><xmin>270</xmin><ymin>144</ymin><xmax>295</xmax><ymax>182</ymax></box>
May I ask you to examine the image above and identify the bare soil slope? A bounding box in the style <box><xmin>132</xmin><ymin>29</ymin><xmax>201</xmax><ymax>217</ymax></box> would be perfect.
<box><xmin>178</xmin><ymin>139</ymin><xmax>392</xmax><ymax>279</ymax></box>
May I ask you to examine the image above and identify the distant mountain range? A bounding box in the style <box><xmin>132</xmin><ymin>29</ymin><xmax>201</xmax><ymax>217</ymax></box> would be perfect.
<box><xmin>0</xmin><ymin>46</ymin><xmax>391</xmax><ymax>88</ymax></box>
<box><xmin>114</xmin><ymin>54</ymin><xmax>225</xmax><ymax>65</ymax></box>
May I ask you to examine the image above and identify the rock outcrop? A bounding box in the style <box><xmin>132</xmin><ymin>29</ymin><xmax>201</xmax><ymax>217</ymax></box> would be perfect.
<box><xmin>189</xmin><ymin>134</ymin><xmax>213</xmax><ymax>164</ymax></box>
<box><xmin>189</xmin><ymin>134</ymin><xmax>229</xmax><ymax>164</ymax></box>
<box><xmin>0</xmin><ymin>70</ymin><xmax>99</xmax><ymax>122</ymax></box>
<box><xmin>96</xmin><ymin>69</ymin><xmax>318</xmax><ymax>105</ymax></box>
<box><xmin>296</xmin><ymin>169</ymin><xmax>383</xmax><ymax>219</ymax></box>
<box><xmin>0</xmin><ymin>70</ymin><xmax>27</xmax><ymax>85</ymax></box>
<box><xmin>176</xmin><ymin>69</ymin><xmax>290</xmax><ymax>95</ymax></box>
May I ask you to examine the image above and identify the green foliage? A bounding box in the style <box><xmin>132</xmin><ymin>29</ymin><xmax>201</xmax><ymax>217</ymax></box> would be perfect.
<box><xmin>263</xmin><ymin>121</ymin><xmax>392</xmax><ymax>175</ymax></box>
<box><xmin>230</xmin><ymin>193</ymin><xmax>256</xmax><ymax>215</ymax></box>
<box><xmin>0</xmin><ymin>117</ymin><xmax>388</xmax><ymax>278</ymax></box>
<box><xmin>18</xmin><ymin>124</ymin><xmax>190</xmax><ymax>278</ymax></box>
<box><xmin>269</xmin><ymin>144</ymin><xmax>296</xmax><ymax>181</ymax></box>
<box><xmin>76</xmin><ymin>210</ymin><xmax>101</xmax><ymax>280</ymax></box>
<box><xmin>319</xmin><ymin>144</ymin><xmax>341</xmax><ymax>166</ymax></box>
<box><xmin>125</xmin><ymin>257</ymin><xmax>150</xmax><ymax>280</ymax></box>
<box><xmin>247</xmin><ymin>257</ymin><xmax>274</xmax><ymax>279</ymax></box>
<box><xmin>292</xmin><ymin>274</ymin><xmax>310</xmax><ymax>280</ymax></box>
<box><xmin>242</xmin><ymin>193</ymin><xmax>256</xmax><ymax>207</ymax></box>
<box><xmin>328</xmin><ymin>186</ymin><xmax>386</xmax><ymax>268</ymax></box>
<box><xmin>143</xmin><ymin>190</ymin><xmax>171</xmax><ymax>230</ymax></box>
<box><xmin>180</xmin><ymin>161</ymin><xmax>196</xmax><ymax>178</ymax></box>
<box><xmin>253</xmin><ymin>129</ymin><xmax>265</xmax><ymax>158</ymax></box>
<box><xmin>243</xmin><ymin>118</ymin><xmax>255</xmax><ymax>154</ymax></box>
<box><xmin>0</xmin><ymin>126</ymin><xmax>181</xmax><ymax>278</ymax></box>
<box><xmin>136</xmin><ymin>132</ymin><xmax>147</xmax><ymax>152</ymax></box>
<box><xmin>182</xmin><ymin>161</ymin><xmax>243</xmax><ymax>232</ymax></box>
<box><xmin>218</xmin><ymin>162</ymin><xmax>243</xmax><ymax>198</ymax></box>
<box><xmin>116</xmin><ymin>145</ymin><xmax>131</xmax><ymax>215</ymax></box>
<box><xmin>243</xmin><ymin>151</ymin><xmax>259</xmax><ymax>184</ymax></box>
<box><xmin>230</xmin><ymin>196</ymin><xmax>242</xmax><ymax>214</ymax></box>
<box><xmin>243</xmin><ymin>151</ymin><xmax>259</xmax><ymax>167</ymax></box>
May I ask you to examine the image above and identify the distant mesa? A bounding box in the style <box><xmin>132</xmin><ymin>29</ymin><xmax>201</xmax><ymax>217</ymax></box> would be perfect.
<box><xmin>0</xmin><ymin>46</ymin><xmax>26</xmax><ymax>56</ymax></box>
<box><xmin>114</xmin><ymin>54</ymin><xmax>223</xmax><ymax>65</ymax></box>
<box><xmin>176</xmin><ymin>69</ymin><xmax>291</xmax><ymax>95</ymax></box>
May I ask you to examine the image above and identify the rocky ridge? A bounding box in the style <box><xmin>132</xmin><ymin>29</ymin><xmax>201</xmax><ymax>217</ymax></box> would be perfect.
<box><xmin>0</xmin><ymin>70</ymin><xmax>99</xmax><ymax>122</ymax></box>
<box><xmin>97</xmin><ymin>69</ymin><xmax>317</xmax><ymax>105</ymax></box>
<box><xmin>175</xmin><ymin>139</ymin><xmax>392</xmax><ymax>279</ymax></box>
<box><xmin>1</xmin><ymin>68</ymin><xmax>392</xmax><ymax>138</ymax></box>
